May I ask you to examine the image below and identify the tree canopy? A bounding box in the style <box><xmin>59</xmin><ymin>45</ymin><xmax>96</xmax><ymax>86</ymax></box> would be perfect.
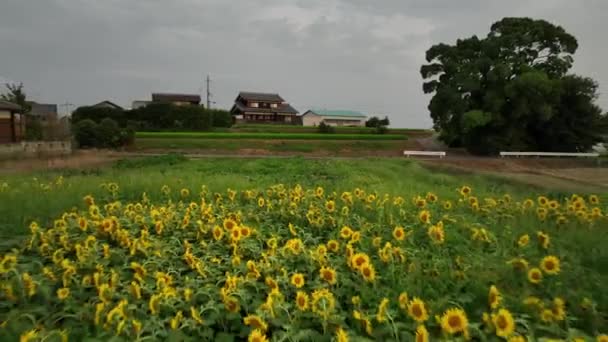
<box><xmin>421</xmin><ymin>17</ymin><xmax>607</xmax><ymax>154</ymax></box>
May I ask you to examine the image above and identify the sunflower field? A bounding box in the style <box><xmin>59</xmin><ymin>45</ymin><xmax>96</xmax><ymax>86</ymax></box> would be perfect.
<box><xmin>1</xmin><ymin>179</ymin><xmax>608</xmax><ymax>341</ymax></box>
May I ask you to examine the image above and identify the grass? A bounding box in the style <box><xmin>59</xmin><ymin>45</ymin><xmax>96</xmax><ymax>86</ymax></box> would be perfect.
<box><xmin>228</xmin><ymin>124</ymin><xmax>430</xmax><ymax>135</ymax></box>
<box><xmin>136</xmin><ymin>132</ymin><xmax>407</xmax><ymax>140</ymax></box>
<box><xmin>1</xmin><ymin>155</ymin><xmax>608</xmax><ymax>340</ymax></box>
<box><xmin>134</xmin><ymin>138</ymin><xmax>407</xmax><ymax>153</ymax></box>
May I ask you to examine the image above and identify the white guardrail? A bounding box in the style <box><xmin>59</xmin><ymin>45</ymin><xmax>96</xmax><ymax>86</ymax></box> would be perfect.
<box><xmin>403</xmin><ymin>151</ymin><xmax>446</xmax><ymax>158</ymax></box>
<box><xmin>500</xmin><ymin>152</ymin><xmax>600</xmax><ymax>158</ymax></box>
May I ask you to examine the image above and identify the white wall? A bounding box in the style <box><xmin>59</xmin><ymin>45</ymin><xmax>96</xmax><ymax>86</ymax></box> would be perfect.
<box><xmin>302</xmin><ymin>112</ymin><xmax>323</xmax><ymax>126</ymax></box>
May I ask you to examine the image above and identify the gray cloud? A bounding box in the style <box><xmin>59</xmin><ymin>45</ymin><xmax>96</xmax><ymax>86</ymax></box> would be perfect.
<box><xmin>1</xmin><ymin>0</ymin><xmax>606</xmax><ymax>127</ymax></box>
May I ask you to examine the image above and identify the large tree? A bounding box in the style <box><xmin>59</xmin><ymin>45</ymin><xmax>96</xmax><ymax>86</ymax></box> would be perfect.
<box><xmin>421</xmin><ymin>17</ymin><xmax>606</xmax><ymax>154</ymax></box>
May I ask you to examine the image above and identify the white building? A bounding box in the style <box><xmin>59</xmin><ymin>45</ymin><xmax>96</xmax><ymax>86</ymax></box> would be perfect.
<box><xmin>301</xmin><ymin>109</ymin><xmax>366</xmax><ymax>127</ymax></box>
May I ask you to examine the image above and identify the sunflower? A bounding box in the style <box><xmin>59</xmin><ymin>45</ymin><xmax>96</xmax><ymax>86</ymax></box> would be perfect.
<box><xmin>336</xmin><ymin>327</ymin><xmax>349</xmax><ymax>342</ymax></box>
<box><xmin>418</xmin><ymin>210</ymin><xmax>431</xmax><ymax>224</ymax></box>
<box><xmin>224</xmin><ymin>296</ymin><xmax>240</xmax><ymax>313</ymax></box>
<box><xmin>265</xmin><ymin>277</ymin><xmax>279</xmax><ymax>291</ymax></box>
<box><xmin>231</xmin><ymin>228</ymin><xmax>242</xmax><ymax>242</ymax></box>
<box><xmin>408</xmin><ymin>297</ymin><xmax>429</xmax><ymax>322</ymax></box>
<box><xmin>492</xmin><ymin>308</ymin><xmax>515</xmax><ymax>338</ymax></box>
<box><xmin>393</xmin><ymin>226</ymin><xmax>406</xmax><ymax>241</ymax></box>
<box><xmin>311</xmin><ymin>288</ymin><xmax>335</xmax><ymax>319</ymax></box>
<box><xmin>508</xmin><ymin>335</ymin><xmax>526</xmax><ymax>342</ymax></box>
<box><xmin>538</xmin><ymin>196</ymin><xmax>549</xmax><ymax>206</ymax></box>
<box><xmin>488</xmin><ymin>285</ymin><xmax>502</xmax><ymax>309</ymax></box>
<box><xmin>327</xmin><ymin>240</ymin><xmax>339</xmax><ymax>252</ymax></box>
<box><xmin>376</xmin><ymin>297</ymin><xmax>390</xmax><ymax>323</ymax></box>
<box><xmin>212</xmin><ymin>226</ymin><xmax>224</xmax><ymax>241</ymax></box>
<box><xmin>398</xmin><ymin>292</ymin><xmax>409</xmax><ymax>310</ymax></box>
<box><xmin>325</xmin><ymin>200</ymin><xmax>336</xmax><ymax>213</ymax></box>
<box><xmin>360</xmin><ymin>263</ymin><xmax>376</xmax><ymax>282</ymax></box>
<box><xmin>552</xmin><ymin>297</ymin><xmax>566</xmax><ymax>321</ymax></box>
<box><xmin>527</xmin><ymin>267</ymin><xmax>543</xmax><ymax>284</ymax></box>
<box><xmin>537</xmin><ymin>231</ymin><xmax>550</xmax><ymax>249</ymax></box>
<box><xmin>223</xmin><ymin>218</ymin><xmax>237</xmax><ymax>231</ymax></box>
<box><xmin>372</xmin><ymin>236</ymin><xmax>382</xmax><ymax>247</ymax></box>
<box><xmin>248</xmin><ymin>329</ymin><xmax>268</xmax><ymax>342</ymax></box>
<box><xmin>350</xmin><ymin>231</ymin><xmax>361</xmax><ymax>243</ymax></box>
<box><xmin>244</xmin><ymin>314</ymin><xmax>268</xmax><ymax>331</ymax></box>
<box><xmin>589</xmin><ymin>194</ymin><xmax>599</xmax><ymax>205</ymax></box>
<box><xmin>459</xmin><ymin>186</ymin><xmax>472</xmax><ymax>196</ymax></box>
<box><xmin>240</xmin><ymin>226</ymin><xmax>252</xmax><ymax>238</ymax></box>
<box><xmin>517</xmin><ymin>234</ymin><xmax>529</xmax><ymax>247</ymax></box>
<box><xmin>597</xmin><ymin>334</ymin><xmax>608</xmax><ymax>342</ymax></box>
<box><xmin>440</xmin><ymin>308</ymin><xmax>468</xmax><ymax>335</ymax></box>
<box><xmin>415</xmin><ymin>197</ymin><xmax>427</xmax><ymax>208</ymax></box>
<box><xmin>257</xmin><ymin>197</ymin><xmax>265</xmax><ymax>208</ymax></box>
<box><xmin>426</xmin><ymin>192</ymin><xmax>438</xmax><ymax>203</ymax></box>
<box><xmin>320</xmin><ymin>266</ymin><xmax>337</xmax><ymax>285</ymax></box>
<box><xmin>149</xmin><ymin>293</ymin><xmax>161</xmax><ymax>315</ymax></box>
<box><xmin>443</xmin><ymin>201</ymin><xmax>453</xmax><ymax>210</ymax></box>
<box><xmin>540</xmin><ymin>255</ymin><xmax>560</xmax><ymax>275</ymax></box>
<box><xmin>427</xmin><ymin>225</ymin><xmax>445</xmax><ymax>244</ymax></box>
<box><xmin>57</xmin><ymin>287</ymin><xmax>70</xmax><ymax>300</ymax></box>
<box><xmin>350</xmin><ymin>253</ymin><xmax>370</xmax><ymax>270</ymax></box>
<box><xmin>291</xmin><ymin>273</ymin><xmax>305</xmax><ymax>288</ymax></box>
<box><xmin>415</xmin><ymin>325</ymin><xmax>429</xmax><ymax>342</ymax></box>
<box><xmin>296</xmin><ymin>291</ymin><xmax>309</xmax><ymax>311</ymax></box>
<box><xmin>540</xmin><ymin>308</ymin><xmax>553</xmax><ymax>322</ymax></box>
<box><xmin>340</xmin><ymin>226</ymin><xmax>353</xmax><ymax>239</ymax></box>
<box><xmin>315</xmin><ymin>186</ymin><xmax>324</xmax><ymax>197</ymax></box>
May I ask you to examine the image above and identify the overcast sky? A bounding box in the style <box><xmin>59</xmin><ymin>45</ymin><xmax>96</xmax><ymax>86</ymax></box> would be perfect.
<box><xmin>1</xmin><ymin>0</ymin><xmax>607</xmax><ymax>128</ymax></box>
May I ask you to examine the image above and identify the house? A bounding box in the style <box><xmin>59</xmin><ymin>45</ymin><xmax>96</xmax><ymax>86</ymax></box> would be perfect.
<box><xmin>91</xmin><ymin>101</ymin><xmax>123</xmax><ymax>110</ymax></box>
<box><xmin>28</xmin><ymin>102</ymin><xmax>58</xmax><ymax>123</ymax></box>
<box><xmin>131</xmin><ymin>100</ymin><xmax>151</xmax><ymax>109</ymax></box>
<box><xmin>0</xmin><ymin>100</ymin><xmax>24</xmax><ymax>143</ymax></box>
<box><xmin>230</xmin><ymin>92</ymin><xmax>298</xmax><ymax>124</ymax></box>
<box><xmin>301</xmin><ymin>109</ymin><xmax>367</xmax><ymax>127</ymax></box>
<box><xmin>151</xmin><ymin>93</ymin><xmax>201</xmax><ymax>106</ymax></box>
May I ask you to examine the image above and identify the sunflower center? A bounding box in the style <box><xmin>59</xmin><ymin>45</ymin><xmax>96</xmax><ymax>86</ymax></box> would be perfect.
<box><xmin>545</xmin><ymin>261</ymin><xmax>555</xmax><ymax>270</ymax></box>
<box><xmin>496</xmin><ymin>315</ymin><xmax>508</xmax><ymax>329</ymax></box>
<box><xmin>448</xmin><ymin>315</ymin><xmax>462</xmax><ymax>328</ymax></box>
<box><xmin>412</xmin><ymin>304</ymin><xmax>423</xmax><ymax>317</ymax></box>
<box><xmin>363</xmin><ymin>268</ymin><xmax>371</xmax><ymax>277</ymax></box>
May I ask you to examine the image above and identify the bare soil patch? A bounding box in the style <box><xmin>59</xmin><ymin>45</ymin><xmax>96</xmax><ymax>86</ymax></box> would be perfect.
<box><xmin>0</xmin><ymin>150</ymin><xmax>121</xmax><ymax>174</ymax></box>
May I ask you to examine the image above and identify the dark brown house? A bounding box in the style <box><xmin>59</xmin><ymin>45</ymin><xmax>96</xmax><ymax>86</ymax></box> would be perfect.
<box><xmin>230</xmin><ymin>92</ymin><xmax>298</xmax><ymax>124</ymax></box>
<box><xmin>0</xmin><ymin>100</ymin><xmax>24</xmax><ymax>143</ymax></box>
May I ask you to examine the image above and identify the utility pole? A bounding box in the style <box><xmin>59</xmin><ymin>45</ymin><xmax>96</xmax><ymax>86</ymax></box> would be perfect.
<box><xmin>59</xmin><ymin>102</ymin><xmax>74</xmax><ymax>117</ymax></box>
<box><xmin>206</xmin><ymin>75</ymin><xmax>211</xmax><ymax>109</ymax></box>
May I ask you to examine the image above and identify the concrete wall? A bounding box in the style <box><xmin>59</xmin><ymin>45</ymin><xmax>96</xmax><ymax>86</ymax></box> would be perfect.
<box><xmin>0</xmin><ymin>141</ymin><xmax>72</xmax><ymax>160</ymax></box>
<box><xmin>302</xmin><ymin>112</ymin><xmax>365</xmax><ymax>127</ymax></box>
<box><xmin>302</xmin><ymin>113</ymin><xmax>324</xmax><ymax>126</ymax></box>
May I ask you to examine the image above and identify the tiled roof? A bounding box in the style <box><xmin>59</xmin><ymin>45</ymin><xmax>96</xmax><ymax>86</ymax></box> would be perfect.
<box><xmin>237</xmin><ymin>92</ymin><xmax>284</xmax><ymax>103</ymax></box>
<box><xmin>152</xmin><ymin>93</ymin><xmax>201</xmax><ymax>103</ymax></box>
<box><xmin>0</xmin><ymin>100</ymin><xmax>21</xmax><ymax>111</ymax></box>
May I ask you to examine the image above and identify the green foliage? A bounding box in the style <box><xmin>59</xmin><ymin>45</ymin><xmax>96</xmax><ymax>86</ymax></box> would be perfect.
<box><xmin>421</xmin><ymin>17</ymin><xmax>607</xmax><ymax>154</ymax></box>
<box><xmin>71</xmin><ymin>106</ymin><xmax>125</xmax><ymax>125</ymax></box>
<box><xmin>113</xmin><ymin>153</ymin><xmax>188</xmax><ymax>169</ymax></box>
<box><xmin>135</xmin><ymin>132</ymin><xmax>407</xmax><ymax>140</ymax></box>
<box><xmin>317</xmin><ymin>122</ymin><xmax>335</xmax><ymax>134</ymax></box>
<box><xmin>72</xmin><ymin>118</ymin><xmax>134</xmax><ymax>148</ymax></box>
<box><xmin>71</xmin><ymin>104</ymin><xmax>233</xmax><ymax>131</ymax></box>
<box><xmin>0</xmin><ymin>83</ymin><xmax>31</xmax><ymax>114</ymax></box>
<box><xmin>24</xmin><ymin>117</ymin><xmax>43</xmax><ymax>141</ymax></box>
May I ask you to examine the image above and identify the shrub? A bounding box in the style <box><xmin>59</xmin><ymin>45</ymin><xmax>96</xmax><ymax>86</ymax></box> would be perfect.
<box><xmin>25</xmin><ymin>117</ymin><xmax>43</xmax><ymax>141</ymax></box>
<box><xmin>71</xmin><ymin>106</ymin><xmax>125</xmax><ymax>125</ymax></box>
<box><xmin>72</xmin><ymin>119</ymin><xmax>99</xmax><ymax>148</ymax></box>
<box><xmin>318</xmin><ymin>122</ymin><xmax>335</xmax><ymax>134</ymax></box>
<box><xmin>72</xmin><ymin>118</ymin><xmax>134</xmax><ymax>148</ymax></box>
<box><xmin>209</xmin><ymin>109</ymin><xmax>233</xmax><ymax>128</ymax></box>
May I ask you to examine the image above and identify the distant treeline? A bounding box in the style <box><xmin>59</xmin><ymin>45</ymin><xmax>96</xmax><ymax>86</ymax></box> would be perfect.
<box><xmin>71</xmin><ymin>103</ymin><xmax>233</xmax><ymax>131</ymax></box>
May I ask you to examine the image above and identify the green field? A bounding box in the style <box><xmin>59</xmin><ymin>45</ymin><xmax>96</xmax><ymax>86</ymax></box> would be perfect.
<box><xmin>227</xmin><ymin>124</ymin><xmax>430</xmax><ymax>135</ymax></box>
<box><xmin>136</xmin><ymin>132</ymin><xmax>408</xmax><ymax>140</ymax></box>
<box><xmin>135</xmin><ymin>138</ymin><xmax>407</xmax><ymax>153</ymax></box>
<box><xmin>1</xmin><ymin>155</ymin><xmax>607</xmax><ymax>341</ymax></box>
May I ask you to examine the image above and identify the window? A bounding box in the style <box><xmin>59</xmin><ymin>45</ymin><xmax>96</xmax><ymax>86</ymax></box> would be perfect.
<box><xmin>250</xmin><ymin>102</ymin><xmax>259</xmax><ymax>108</ymax></box>
<box><xmin>270</xmin><ymin>103</ymin><xmax>278</xmax><ymax>108</ymax></box>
